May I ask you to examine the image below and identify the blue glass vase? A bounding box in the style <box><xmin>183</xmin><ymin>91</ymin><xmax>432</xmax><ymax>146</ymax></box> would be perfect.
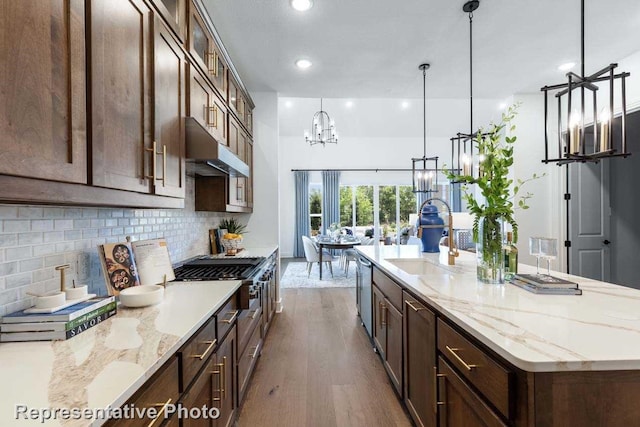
<box><xmin>419</xmin><ymin>204</ymin><xmax>444</xmax><ymax>252</ymax></box>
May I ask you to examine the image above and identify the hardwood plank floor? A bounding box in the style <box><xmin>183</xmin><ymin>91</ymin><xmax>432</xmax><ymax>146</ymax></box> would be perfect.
<box><xmin>237</xmin><ymin>287</ymin><xmax>412</xmax><ymax>427</ymax></box>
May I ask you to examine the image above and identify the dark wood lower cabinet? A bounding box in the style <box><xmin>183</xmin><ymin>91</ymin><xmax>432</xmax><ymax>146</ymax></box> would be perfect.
<box><xmin>214</xmin><ymin>325</ymin><xmax>235</xmax><ymax>427</ymax></box>
<box><xmin>372</xmin><ymin>285</ymin><xmax>387</xmax><ymax>359</ymax></box>
<box><xmin>384</xmin><ymin>300</ymin><xmax>403</xmax><ymax>395</ymax></box>
<box><xmin>403</xmin><ymin>293</ymin><xmax>437</xmax><ymax>427</ymax></box>
<box><xmin>438</xmin><ymin>357</ymin><xmax>507</xmax><ymax>427</ymax></box>
<box><xmin>372</xmin><ymin>284</ymin><xmax>403</xmax><ymax>396</ymax></box>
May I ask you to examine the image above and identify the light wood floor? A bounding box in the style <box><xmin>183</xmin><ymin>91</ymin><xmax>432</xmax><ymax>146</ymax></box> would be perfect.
<box><xmin>237</xmin><ymin>287</ymin><xmax>412</xmax><ymax>427</ymax></box>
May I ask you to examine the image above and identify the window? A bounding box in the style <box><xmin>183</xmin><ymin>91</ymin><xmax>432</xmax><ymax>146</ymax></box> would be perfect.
<box><xmin>309</xmin><ymin>184</ymin><xmax>322</xmax><ymax>236</ymax></box>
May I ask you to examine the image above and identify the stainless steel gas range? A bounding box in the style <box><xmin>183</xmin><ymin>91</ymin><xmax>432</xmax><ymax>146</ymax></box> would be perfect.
<box><xmin>173</xmin><ymin>254</ymin><xmax>277</xmax><ymax>309</ymax></box>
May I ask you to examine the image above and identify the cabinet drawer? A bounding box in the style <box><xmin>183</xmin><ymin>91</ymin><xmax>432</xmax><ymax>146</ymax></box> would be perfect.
<box><xmin>437</xmin><ymin>319</ymin><xmax>513</xmax><ymax>420</ymax></box>
<box><xmin>106</xmin><ymin>356</ymin><xmax>180</xmax><ymax>426</ymax></box>
<box><xmin>373</xmin><ymin>266</ymin><xmax>403</xmax><ymax>311</ymax></box>
<box><xmin>237</xmin><ymin>297</ymin><xmax>262</xmax><ymax>357</ymax></box>
<box><xmin>238</xmin><ymin>317</ymin><xmax>262</xmax><ymax>403</ymax></box>
<box><xmin>179</xmin><ymin>315</ymin><xmax>217</xmax><ymax>391</ymax></box>
<box><xmin>216</xmin><ymin>295</ymin><xmax>239</xmax><ymax>342</ymax></box>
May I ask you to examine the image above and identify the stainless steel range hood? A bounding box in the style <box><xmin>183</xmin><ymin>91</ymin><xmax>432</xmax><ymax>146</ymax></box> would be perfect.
<box><xmin>185</xmin><ymin>117</ymin><xmax>250</xmax><ymax>178</ymax></box>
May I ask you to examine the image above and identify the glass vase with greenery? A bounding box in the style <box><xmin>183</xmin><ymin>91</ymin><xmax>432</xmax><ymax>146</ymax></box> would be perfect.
<box><xmin>447</xmin><ymin>104</ymin><xmax>541</xmax><ymax>283</ymax></box>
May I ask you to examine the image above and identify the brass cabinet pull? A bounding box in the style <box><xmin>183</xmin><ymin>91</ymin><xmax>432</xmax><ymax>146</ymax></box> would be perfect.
<box><xmin>381</xmin><ymin>303</ymin><xmax>387</xmax><ymax>326</ymax></box>
<box><xmin>221</xmin><ymin>356</ymin><xmax>227</xmax><ymax>399</ymax></box>
<box><xmin>207</xmin><ymin>51</ymin><xmax>218</xmax><ymax>76</ymax></box>
<box><xmin>206</xmin><ymin>104</ymin><xmax>219</xmax><ymax>129</ymax></box>
<box><xmin>191</xmin><ymin>339</ymin><xmax>217</xmax><ymax>360</ymax></box>
<box><xmin>145</xmin><ymin>140</ymin><xmax>157</xmax><ymax>181</ymax></box>
<box><xmin>433</xmin><ymin>366</ymin><xmax>446</xmax><ymax>413</ymax></box>
<box><xmin>445</xmin><ymin>345</ymin><xmax>477</xmax><ymax>371</ymax></box>
<box><xmin>250</xmin><ymin>345</ymin><xmax>259</xmax><ymax>359</ymax></box>
<box><xmin>250</xmin><ymin>309</ymin><xmax>259</xmax><ymax>319</ymax></box>
<box><xmin>222</xmin><ymin>310</ymin><xmax>239</xmax><ymax>324</ymax></box>
<box><xmin>147</xmin><ymin>398</ymin><xmax>172</xmax><ymax>427</ymax></box>
<box><xmin>160</xmin><ymin>144</ymin><xmax>166</xmax><ymax>187</ymax></box>
<box><xmin>145</xmin><ymin>141</ymin><xmax>165</xmax><ymax>186</ymax></box>
<box><xmin>406</xmin><ymin>300</ymin><xmax>425</xmax><ymax>312</ymax></box>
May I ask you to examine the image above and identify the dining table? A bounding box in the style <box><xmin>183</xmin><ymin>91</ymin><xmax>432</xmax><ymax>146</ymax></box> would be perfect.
<box><xmin>317</xmin><ymin>239</ymin><xmax>361</xmax><ymax>280</ymax></box>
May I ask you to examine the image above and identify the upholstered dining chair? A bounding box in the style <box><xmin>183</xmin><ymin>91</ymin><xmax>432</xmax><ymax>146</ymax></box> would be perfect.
<box><xmin>302</xmin><ymin>235</ymin><xmax>336</xmax><ymax>278</ymax></box>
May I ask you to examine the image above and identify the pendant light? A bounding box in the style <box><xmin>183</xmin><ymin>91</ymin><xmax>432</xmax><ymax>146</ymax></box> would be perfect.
<box><xmin>449</xmin><ymin>0</ymin><xmax>487</xmax><ymax>181</ymax></box>
<box><xmin>540</xmin><ymin>0</ymin><xmax>631</xmax><ymax>164</ymax></box>
<box><xmin>304</xmin><ymin>98</ymin><xmax>338</xmax><ymax>146</ymax></box>
<box><xmin>412</xmin><ymin>63</ymin><xmax>439</xmax><ymax>194</ymax></box>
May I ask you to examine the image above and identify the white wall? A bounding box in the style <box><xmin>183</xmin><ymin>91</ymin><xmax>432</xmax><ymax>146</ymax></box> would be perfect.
<box><xmin>245</xmin><ymin>92</ymin><xmax>280</xmax><ymax>247</ymax></box>
<box><xmin>278</xmin><ymin>97</ymin><xmax>505</xmax><ymax>257</ymax></box>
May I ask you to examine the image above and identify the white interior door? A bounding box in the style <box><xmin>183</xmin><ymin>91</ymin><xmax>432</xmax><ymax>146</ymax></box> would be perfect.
<box><xmin>569</xmin><ymin>161</ymin><xmax>611</xmax><ymax>281</ymax></box>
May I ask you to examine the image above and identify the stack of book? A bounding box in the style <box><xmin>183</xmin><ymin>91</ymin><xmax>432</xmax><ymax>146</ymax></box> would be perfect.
<box><xmin>0</xmin><ymin>296</ymin><xmax>117</xmax><ymax>342</ymax></box>
<box><xmin>510</xmin><ymin>274</ymin><xmax>582</xmax><ymax>295</ymax></box>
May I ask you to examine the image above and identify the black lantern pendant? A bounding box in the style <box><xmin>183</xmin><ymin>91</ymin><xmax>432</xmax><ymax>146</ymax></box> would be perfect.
<box><xmin>412</xmin><ymin>63</ymin><xmax>439</xmax><ymax>195</ymax></box>
<box><xmin>540</xmin><ymin>0</ymin><xmax>631</xmax><ymax>165</ymax></box>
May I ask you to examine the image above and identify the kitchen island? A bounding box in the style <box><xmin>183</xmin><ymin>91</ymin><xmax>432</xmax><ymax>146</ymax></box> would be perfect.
<box><xmin>0</xmin><ymin>280</ymin><xmax>241</xmax><ymax>427</ymax></box>
<box><xmin>356</xmin><ymin>244</ymin><xmax>640</xmax><ymax>427</ymax></box>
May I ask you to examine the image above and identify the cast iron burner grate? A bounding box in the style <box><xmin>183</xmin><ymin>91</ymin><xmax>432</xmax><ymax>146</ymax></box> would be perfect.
<box><xmin>173</xmin><ymin>257</ymin><xmax>265</xmax><ymax>281</ymax></box>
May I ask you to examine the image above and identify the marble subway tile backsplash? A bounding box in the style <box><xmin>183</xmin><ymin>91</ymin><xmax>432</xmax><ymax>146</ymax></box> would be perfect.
<box><xmin>0</xmin><ymin>178</ymin><xmax>230</xmax><ymax>318</ymax></box>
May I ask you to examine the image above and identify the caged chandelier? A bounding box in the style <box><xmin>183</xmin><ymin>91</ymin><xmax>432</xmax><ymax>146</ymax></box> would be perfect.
<box><xmin>304</xmin><ymin>98</ymin><xmax>338</xmax><ymax>146</ymax></box>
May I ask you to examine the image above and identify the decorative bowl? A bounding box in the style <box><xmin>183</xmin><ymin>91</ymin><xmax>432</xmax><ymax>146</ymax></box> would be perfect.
<box><xmin>34</xmin><ymin>291</ymin><xmax>66</xmax><ymax>309</ymax></box>
<box><xmin>65</xmin><ymin>285</ymin><xmax>88</xmax><ymax>300</ymax></box>
<box><xmin>221</xmin><ymin>237</ymin><xmax>243</xmax><ymax>255</ymax></box>
<box><xmin>119</xmin><ymin>285</ymin><xmax>164</xmax><ymax>308</ymax></box>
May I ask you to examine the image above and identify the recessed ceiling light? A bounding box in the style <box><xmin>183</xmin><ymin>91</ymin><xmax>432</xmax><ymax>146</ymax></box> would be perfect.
<box><xmin>558</xmin><ymin>62</ymin><xmax>576</xmax><ymax>72</ymax></box>
<box><xmin>498</xmin><ymin>102</ymin><xmax>507</xmax><ymax>110</ymax></box>
<box><xmin>295</xmin><ymin>59</ymin><xmax>312</xmax><ymax>69</ymax></box>
<box><xmin>401</xmin><ymin>101</ymin><xmax>410</xmax><ymax>109</ymax></box>
<box><xmin>291</xmin><ymin>0</ymin><xmax>313</xmax><ymax>12</ymax></box>
<box><xmin>285</xmin><ymin>101</ymin><xmax>293</xmax><ymax>108</ymax></box>
<box><xmin>345</xmin><ymin>101</ymin><xmax>354</xmax><ymax>108</ymax></box>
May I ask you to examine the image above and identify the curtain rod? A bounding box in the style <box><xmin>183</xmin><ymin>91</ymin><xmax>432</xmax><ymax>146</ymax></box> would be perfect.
<box><xmin>291</xmin><ymin>168</ymin><xmax>452</xmax><ymax>172</ymax></box>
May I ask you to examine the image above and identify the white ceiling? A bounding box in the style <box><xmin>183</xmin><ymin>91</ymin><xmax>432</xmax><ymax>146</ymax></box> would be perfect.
<box><xmin>203</xmin><ymin>0</ymin><xmax>640</xmax><ymax>99</ymax></box>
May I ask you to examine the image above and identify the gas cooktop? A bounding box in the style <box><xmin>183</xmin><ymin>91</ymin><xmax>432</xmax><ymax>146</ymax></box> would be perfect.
<box><xmin>173</xmin><ymin>256</ymin><xmax>265</xmax><ymax>281</ymax></box>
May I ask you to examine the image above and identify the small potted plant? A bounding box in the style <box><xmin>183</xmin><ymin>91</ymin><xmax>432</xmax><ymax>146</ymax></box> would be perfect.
<box><xmin>219</xmin><ymin>218</ymin><xmax>247</xmax><ymax>255</ymax></box>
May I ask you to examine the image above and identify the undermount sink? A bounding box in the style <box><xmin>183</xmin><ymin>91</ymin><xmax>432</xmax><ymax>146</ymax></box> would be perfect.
<box><xmin>385</xmin><ymin>258</ymin><xmax>436</xmax><ymax>276</ymax></box>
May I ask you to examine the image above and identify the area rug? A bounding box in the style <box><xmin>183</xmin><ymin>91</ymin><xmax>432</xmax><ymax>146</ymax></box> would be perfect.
<box><xmin>280</xmin><ymin>261</ymin><xmax>357</xmax><ymax>288</ymax></box>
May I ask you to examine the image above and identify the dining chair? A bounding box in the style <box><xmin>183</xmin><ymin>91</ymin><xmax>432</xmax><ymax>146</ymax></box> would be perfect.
<box><xmin>302</xmin><ymin>235</ymin><xmax>336</xmax><ymax>278</ymax></box>
<box><xmin>343</xmin><ymin>248</ymin><xmax>359</xmax><ymax>277</ymax></box>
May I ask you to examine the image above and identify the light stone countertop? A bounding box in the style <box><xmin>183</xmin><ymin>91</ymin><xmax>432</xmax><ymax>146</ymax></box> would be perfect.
<box><xmin>0</xmin><ymin>280</ymin><xmax>242</xmax><ymax>426</ymax></box>
<box><xmin>357</xmin><ymin>244</ymin><xmax>640</xmax><ymax>373</ymax></box>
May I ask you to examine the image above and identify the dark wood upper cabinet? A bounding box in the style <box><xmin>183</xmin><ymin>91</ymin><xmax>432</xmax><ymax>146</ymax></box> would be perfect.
<box><xmin>246</xmin><ymin>140</ymin><xmax>253</xmax><ymax>208</ymax></box>
<box><xmin>152</xmin><ymin>16</ymin><xmax>186</xmax><ymax>198</ymax></box>
<box><xmin>150</xmin><ymin>0</ymin><xmax>186</xmax><ymax>43</ymax></box>
<box><xmin>187</xmin><ymin>0</ymin><xmax>227</xmax><ymax>101</ymax></box>
<box><xmin>403</xmin><ymin>293</ymin><xmax>437</xmax><ymax>427</ymax></box>
<box><xmin>89</xmin><ymin>0</ymin><xmax>152</xmax><ymax>194</ymax></box>
<box><xmin>188</xmin><ymin>64</ymin><xmax>227</xmax><ymax>146</ymax></box>
<box><xmin>0</xmin><ymin>0</ymin><xmax>87</xmax><ymax>184</ymax></box>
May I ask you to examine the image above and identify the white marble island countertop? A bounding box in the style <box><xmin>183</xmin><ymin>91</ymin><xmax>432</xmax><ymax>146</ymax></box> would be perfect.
<box><xmin>0</xmin><ymin>280</ymin><xmax>242</xmax><ymax>427</ymax></box>
<box><xmin>357</xmin><ymin>244</ymin><xmax>640</xmax><ymax>373</ymax></box>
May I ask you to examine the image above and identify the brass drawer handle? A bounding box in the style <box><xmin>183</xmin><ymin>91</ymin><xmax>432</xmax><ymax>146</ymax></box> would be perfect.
<box><xmin>191</xmin><ymin>339</ymin><xmax>217</xmax><ymax>360</ymax></box>
<box><xmin>445</xmin><ymin>345</ymin><xmax>477</xmax><ymax>371</ymax></box>
<box><xmin>406</xmin><ymin>300</ymin><xmax>425</xmax><ymax>312</ymax></box>
<box><xmin>381</xmin><ymin>303</ymin><xmax>387</xmax><ymax>327</ymax></box>
<box><xmin>147</xmin><ymin>398</ymin><xmax>172</xmax><ymax>427</ymax></box>
<box><xmin>222</xmin><ymin>309</ymin><xmax>239</xmax><ymax>324</ymax></box>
